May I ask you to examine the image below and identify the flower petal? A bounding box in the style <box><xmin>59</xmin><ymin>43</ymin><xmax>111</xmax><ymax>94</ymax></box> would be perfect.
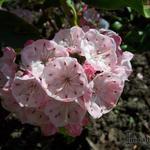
<box><xmin>44</xmin><ymin>99</ymin><xmax>86</xmax><ymax>127</ymax></box>
<box><xmin>21</xmin><ymin>39</ymin><xmax>68</xmax><ymax>77</ymax></box>
<box><xmin>86</xmin><ymin>73</ymin><xmax>124</xmax><ymax>118</ymax></box>
<box><xmin>42</xmin><ymin>57</ymin><xmax>88</xmax><ymax>101</ymax></box>
<box><xmin>12</xmin><ymin>75</ymin><xmax>48</xmax><ymax>107</ymax></box>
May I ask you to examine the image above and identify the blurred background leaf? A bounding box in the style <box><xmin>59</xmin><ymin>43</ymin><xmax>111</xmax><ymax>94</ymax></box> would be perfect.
<box><xmin>143</xmin><ymin>0</ymin><xmax>150</xmax><ymax>18</ymax></box>
<box><xmin>0</xmin><ymin>10</ymin><xmax>41</xmax><ymax>49</ymax></box>
<box><xmin>0</xmin><ymin>0</ymin><xmax>4</xmax><ymax>6</ymax></box>
<box><xmin>124</xmin><ymin>24</ymin><xmax>150</xmax><ymax>52</ymax></box>
<box><xmin>0</xmin><ymin>0</ymin><xmax>11</xmax><ymax>7</ymax></box>
<box><xmin>82</xmin><ymin>0</ymin><xmax>150</xmax><ymax>18</ymax></box>
<box><xmin>43</xmin><ymin>0</ymin><xmax>60</xmax><ymax>7</ymax></box>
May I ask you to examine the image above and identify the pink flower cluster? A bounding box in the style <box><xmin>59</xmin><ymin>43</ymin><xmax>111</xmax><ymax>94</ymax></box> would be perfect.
<box><xmin>0</xmin><ymin>27</ymin><xmax>133</xmax><ymax>137</ymax></box>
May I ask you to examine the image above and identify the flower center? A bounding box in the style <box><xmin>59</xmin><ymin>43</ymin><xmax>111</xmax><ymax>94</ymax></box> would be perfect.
<box><xmin>64</xmin><ymin>77</ymin><xmax>71</xmax><ymax>84</ymax></box>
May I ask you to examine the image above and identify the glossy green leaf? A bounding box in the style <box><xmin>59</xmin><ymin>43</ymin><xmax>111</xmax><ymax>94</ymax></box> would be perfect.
<box><xmin>83</xmin><ymin>0</ymin><xmax>150</xmax><ymax>18</ymax></box>
<box><xmin>143</xmin><ymin>2</ymin><xmax>150</xmax><ymax>18</ymax></box>
<box><xmin>125</xmin><ymin>25</ymin><xmax>150</xmax><ymax>51</ymax></box>
<box><xmin>0</xmin><ymin>10</ymin><xmax>41</xmax><ymax>49</ymax></box>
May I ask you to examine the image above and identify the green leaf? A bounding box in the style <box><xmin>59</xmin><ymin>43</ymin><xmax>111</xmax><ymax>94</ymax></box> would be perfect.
<box><xmin>0</xmin><ymin>0</ymin><xmax>5</xmax><ymax>6</ymax></box>
<box><xmin>0</xmin><ymin>10</ymin><xmax>41</xmax><ymax>49</ymax></box>
<box><xmin>143</xmin><ymin>1</ymin><xmax>150</xmax><ymax>18</ymax></box>
<box><xmin>83</xmin><ymin>0</ymin><xmax>150</xmax><ymax>18</ymax></box>
<box><xmin>124</xmin><ymin>25</ymin><xmax>150</xmax><ymax>52</ymax></box>
<box><xmin>83</xmin><ymin>0</ymin><xmax>125</xmax><ymax>9</ymax></box>
<box><xmin>43</xmin><ymin>0</ymin><xmax>60</xmax><ymax>7</ymax></box>
<box><xmin>0</xmin><ymin>0</ymin><xmax>11</xmax><ymax>7</ymax></box>
<box><xmin>59</xmin><ymin>127</ymin><xmax>67</xmax><ymax>135</ymax></box>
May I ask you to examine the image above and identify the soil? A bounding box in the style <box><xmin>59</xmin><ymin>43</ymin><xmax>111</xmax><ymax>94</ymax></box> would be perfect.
<box><xmin>0</xmin><ymin>51</ymin><xmax>150</xmax><ymax>150</ymax></box>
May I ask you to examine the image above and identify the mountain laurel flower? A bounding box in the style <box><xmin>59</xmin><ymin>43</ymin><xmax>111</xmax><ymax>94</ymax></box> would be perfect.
<box><xmin>42</xmin><ymin>57</ymin><xmax>89</xmax><ymax>102</ymax></box>
<box><xmin>0</xmin><ymin>26</ymin><xmax>133</xmax><ymax>136</ymax></box>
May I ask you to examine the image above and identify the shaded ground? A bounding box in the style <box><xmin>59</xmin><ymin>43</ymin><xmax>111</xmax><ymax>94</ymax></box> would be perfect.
<box><xmin>0</xmin><ymin>51</ymin><xmax>150</xmax><ymax>150</ymax></box>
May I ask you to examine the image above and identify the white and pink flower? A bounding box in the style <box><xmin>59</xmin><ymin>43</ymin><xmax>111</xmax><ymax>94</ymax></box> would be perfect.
<box><xmin>42</xmin><ymin>57</ymin><xmax>89</xmax><ymax>101</ymax></box>
<box><xmin>0</xmin><ymin>26</ymin><xmax>133</xmax><ymax>136</ymax></box>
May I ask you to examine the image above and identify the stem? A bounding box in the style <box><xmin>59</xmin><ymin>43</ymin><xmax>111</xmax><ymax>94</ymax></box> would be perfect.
<box><xmin>60</xmin><ymin>0</ymin><xmax>78</xmax><ymax>26</ymax></box>
<box><xmin>70</xmin><ymin>3</ymin><xmax>78</xmax><ymax>26</ymax></box>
